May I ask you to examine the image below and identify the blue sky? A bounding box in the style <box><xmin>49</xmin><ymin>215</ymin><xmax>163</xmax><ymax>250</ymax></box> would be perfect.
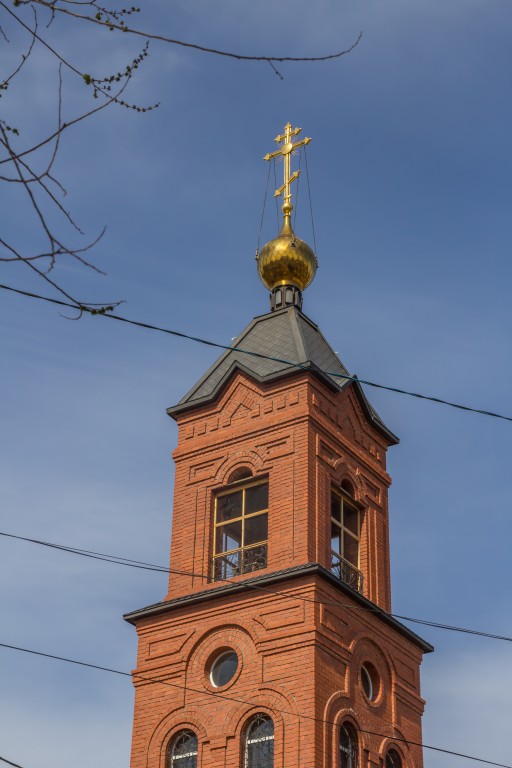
<box><xmin>1</xmin><ymin>1</ymin><xmax>511</xmax><ymax>766</ymax></box>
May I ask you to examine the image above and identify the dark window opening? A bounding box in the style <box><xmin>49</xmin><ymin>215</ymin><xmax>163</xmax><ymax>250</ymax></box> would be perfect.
<box><xmin>210</xmin><ymin>650</ymin><xmax>238</xmax><ymax>687</ymax></box>
<box><xmin>245</xmin><ymin>714</ymin><xmax>274</xmax><ymax>768</ymax></box>
<box><xmin>360</xmin><ymin>662</ymin><xmax>380</xmax><ymax>701</ymax></box>
<box><xmin>167</xmin><ymin>730</ymin><xmax>198</xmax><ymax>768</ymax></box>
<box><xmin>385</xmin><ymin>749</ymin><xmax>403</xmax><ymax>768</ymax></box>
<box><xmin>228</xmin><ymin>466</ymin><xmax>253</xmax><ymax>484</ymax></box>
<box><xmin>330</xmin><ymin>487</ymin><xmax>363</xmax><ymax>593</ymax></box>
<box><xmin>339</xmin><ymin>723</ymin><xmax>358</xmax><ymax>768</ymax></box>
<box><xmin>341</xmin><ymin>479</ymin><xmax>354</xmax><ymax>496</ymax></box>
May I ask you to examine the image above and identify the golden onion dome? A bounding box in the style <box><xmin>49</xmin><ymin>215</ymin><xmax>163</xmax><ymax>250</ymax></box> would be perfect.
<box><xmin>257</xmin><ymin>208</ymin><xmax>318</xmax><ymax>292</ymax></box>
<box><xmin>258</xmin><ymin>123</ymin><xmax>317</xmax><ymax>309</ymax></box>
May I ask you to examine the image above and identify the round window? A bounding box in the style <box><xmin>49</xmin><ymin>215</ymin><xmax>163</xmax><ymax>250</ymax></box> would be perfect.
<box><xmin>210</xmin><ymin>650</ymin><xmax>238</xmax><ymax>687</ymax></box>
<box><xmin>361</xmin><ymin>662</ymin><xmax>380</xmax><ymax>701</ymax></box>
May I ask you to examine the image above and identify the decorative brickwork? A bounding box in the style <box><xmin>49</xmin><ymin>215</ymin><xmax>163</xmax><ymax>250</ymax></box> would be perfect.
<box><xmin>127</xmin><ymin>338</ymin><xmax>431</xmax><ymax>768</ymax></box>
<box><xmin>165</xmin><ymin>371</ymin><xmax>394</xmax><ymax>608</ymax></box>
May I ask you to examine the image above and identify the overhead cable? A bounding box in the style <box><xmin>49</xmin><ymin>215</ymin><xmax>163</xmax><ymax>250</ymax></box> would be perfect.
<box><xmin>2</xmin><ymin>530</ymin><xmax>511</xmax><ymax>644</ymax></box>
<box><xmin>0</xmin><ymin>757</ymin><xmax>24</xmax><ymax>768</ymax></box>
<box><xmin>0</xmin><ymin>641</ymin><xmax>509</xmax><ymax>768</ymax></box>
<box><xmin>1</xmin><ymin>283</ymin><xmax>511</xmax><ymax>424</ymax></box>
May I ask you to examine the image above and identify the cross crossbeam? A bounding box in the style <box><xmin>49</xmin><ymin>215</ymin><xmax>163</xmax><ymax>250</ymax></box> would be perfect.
<box><xmin>263</xmin><ymin>122</ymin><xmax>311</xmax><ymax>212</ymax></box>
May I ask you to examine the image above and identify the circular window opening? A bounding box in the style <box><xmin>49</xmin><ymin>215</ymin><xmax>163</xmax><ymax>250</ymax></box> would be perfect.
<box><xmin>361</xmin><ymin>662</ymin><xmax>380</xmax><ymax>701</ymax></box>
<box><xmin>210</xmin><ymin>650</ymin><xmax>238</xmax><ymax>687</ymax></box>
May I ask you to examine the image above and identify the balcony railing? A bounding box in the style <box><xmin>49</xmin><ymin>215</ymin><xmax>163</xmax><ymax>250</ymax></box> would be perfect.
<box><xmin>331</xmin><ymin>552</ymin><xmax>364</xmax><ymax>593</ymax></box>
<box><xmin>212</xmin><ymin>544</ymin><xmax>267</xmax><ymax>581</ymax></box>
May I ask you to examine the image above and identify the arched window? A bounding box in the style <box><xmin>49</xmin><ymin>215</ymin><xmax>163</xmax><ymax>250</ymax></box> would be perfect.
<box><xmin>339</xmin><ymin>723</ymin><xmax>358</xmax><ymax>768</ymax></box>
<box><xmin>385</xmin><ymin>749</ymin><xmax>402</xmax><ymax>768</ymax></box>
<box><xmin>244</xmin><ymin>714</ymin><xmax>274</xmax><ymax>768</ymax></box>
<box><xmin>330</xmin><ymin>487</ymin><xmax>363</xmax><ymax>593</ymax></box>
<box><xmin>341</xmin><ymin>479</ymin><xmax>355</xmax><ymax>496</ymax></box>
<box><xmin>228</xmin><ymin>466</ymin><xmax>253</xmax><ymax>484</ymax></box>
<box><xmin>167</xmin><ymin>730</ymin><xmax>198</xmax><ymax>768</ymax></box>
<box><xmin>213</xmin><ymin>479</ymin><xmax>269</xmax><ymax>580</ymax></box>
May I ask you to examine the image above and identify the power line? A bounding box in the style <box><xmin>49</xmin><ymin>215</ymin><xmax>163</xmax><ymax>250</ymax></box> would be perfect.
<box><xmin>1</xmin><ymin>282</ymin><xmax>511</xmax><ymax>424</ymax></box>
<box><xmin>0</xmin><ymin>758</ymin><xmax>24</xmax><ymax>768</ymax></box>
<box><xmin>0</xmin><ymin>640</ymin><xmax>509</xmax><ymax>768</ymax></box>
<box><xmin>0</xmin><ymin>531</ymin><xmax>170</xmax><ymax>573</ymax></box>
<box><xmin>389</xmin><ymin>614</ymin><xmax>512</xmax><ymax>643</ymax></box>
<box><xmin>2</xmin><ymin>530</ymin><xmax>512</xmax><ymax>644</ymax></box>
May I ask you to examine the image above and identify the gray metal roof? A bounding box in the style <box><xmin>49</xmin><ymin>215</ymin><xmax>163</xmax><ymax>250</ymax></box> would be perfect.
<box><xmin>167</xmin><ymin>307</ymin><xmax>398</xmax><ymax>444</ymax></box>
<box><xmin>124</xmin><ymin>562</ymin><xmax>431</xmax><ymax>652</ymax></box>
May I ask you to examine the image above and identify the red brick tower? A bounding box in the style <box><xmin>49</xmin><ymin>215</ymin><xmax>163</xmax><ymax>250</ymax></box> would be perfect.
<box><xmin>125</xmin><ymin>124</ymin><xmax>432</xmax><ymax>768</ymax></box>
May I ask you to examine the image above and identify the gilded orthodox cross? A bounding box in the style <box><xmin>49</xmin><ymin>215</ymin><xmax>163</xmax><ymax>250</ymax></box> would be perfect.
<box><xmin>263</xmin><ymin>122</ymin><xmax>312</xmax><ymax>213</ymax></box>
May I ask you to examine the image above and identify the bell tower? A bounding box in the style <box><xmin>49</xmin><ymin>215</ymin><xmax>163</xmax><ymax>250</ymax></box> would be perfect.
<box><xmin>125</xmin><ymin>124</ymin><xmax>432</xmax><ymax>768</ymax></box>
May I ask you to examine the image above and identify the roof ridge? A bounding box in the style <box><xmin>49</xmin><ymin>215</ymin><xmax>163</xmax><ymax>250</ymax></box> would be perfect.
<box><xmin>166</xmin><ymin>309</ymin><xmax>398</xmax><ymax>444</ymax></box>
<box><xmin>288</xmin><ymin>307</ymin><xmax>309</xmax><ymax>364</ymax></box>
<box><xmin>297</xmin><ymin>312</ymin><xmax>351</xmax><ymax>376</ymax></box>
<box><xmin>174</xmin><ymin>314</ymin><xmax>263</xmax><ymax>406</ymax></box>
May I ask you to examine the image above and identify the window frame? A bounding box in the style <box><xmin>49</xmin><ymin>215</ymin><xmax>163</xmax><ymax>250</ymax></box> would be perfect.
<box><xmin>209</xmin><ymin>649</ymin><xmax>239</xmax><ymax>688</ymax></box>
<box><xmin>339</xmin><ymin>722</ymin><xmax>359</xmax><ymax>768</ymax></box>
<box><xmin>330</xmin><ymin>485</ymin><xmax>361</xmax><ymax>568</ymax></box>
<box><xmin>244</xmin><ymin>713</ymin><xmax>274</xmax><ymax>768</ymax></box>
<box><xmin>360</xmin><ymin>661</ymin><xmax>380</xmax><ymax>702</ymax></box>
<box><xmin>212</xmin><ymin>476</ymin><xmax>269</xmax><ymax>581</ymax></box>
<box><xmin>167</xmin><ymin>729</ymin><xmax>198</xmax><ymax>768</ymax></box>
<box><xmin>385</xmin><ymin>748</ymin><xmax>403</xmax><ymax>768</ymax></box>
<box><xmin>330</xmin><ymin>485</ymin><xmax>365</xmax><ymax>593</ymax></box>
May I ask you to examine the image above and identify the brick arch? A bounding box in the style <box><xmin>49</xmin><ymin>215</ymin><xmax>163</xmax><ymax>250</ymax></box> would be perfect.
<box><xmin>323</xmin><ymin>703</ymin><xmax>367</xmax><ymax>768</ymax></box>
<box><xmin>224</xmin><ymin>684</ymin><xmax>300</xmax><ymax>732</ymax></box>
<box><xmin>186</xmin><ymin>620</ymin><xmax>258</xmax><ymax>660</ymax></box>
<box><xmin>185</xmin><ymin>622</ymin><xmax>259</xmax><ymax>692</ymax></box>
<box><xmin>215</xmin><ymin>449</ymin><xmax>267</xmax><ymax>486</ymax></box>
<box><xmin>223</xmin><ymin>685</ymin><xmax>300</xmax><ymax>768</ymax></box>
<box><xmin>146</xmin><ymin>707</ymin><xmax>210</xmax><ymax>768</ymax></box>
<box><xmin>349</xmin><ymin>633</ymin><xmax>393</xmax><ymax>668</ymax></box>
<box><xmin>378</xmin><ymin>730</ymin><xmax>413</xmax><ymax>767</ymax></box>
<box><xmin>332</xmin><ymin>460</ymin><xmax>365</xmax><ymax>501</ymax></box>
<box><xmin>347</xmin><ymin>633</ymin><xmax>393</xmax><ymax>708</ymax></box>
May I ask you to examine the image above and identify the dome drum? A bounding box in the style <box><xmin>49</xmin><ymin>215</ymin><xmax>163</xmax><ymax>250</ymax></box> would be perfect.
<box><xmin>269</xmin><ymin>284</ymin><xmax>303</xmax><ymax>311</ymax></box>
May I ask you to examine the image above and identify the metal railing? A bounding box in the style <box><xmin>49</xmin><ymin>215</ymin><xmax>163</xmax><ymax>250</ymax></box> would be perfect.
<box><xmin>212</xmin><ymin>544</ymin><xmax>267</xmax><ymax>581</ymax></box>
<box><xmin>331</xmin><ymin>552</ymin><xmax>364</xmax><ymax>593</ymax></box>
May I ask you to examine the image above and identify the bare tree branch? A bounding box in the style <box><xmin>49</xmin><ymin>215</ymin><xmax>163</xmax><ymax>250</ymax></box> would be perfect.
<box><xmin>23</xmin><ymin>1</ymin><xmax>363</xmax><ymax>63</ymax></box>
<box><xmin>0</xmin><ymin>0</ymin><xmax>361</xmax><ymax>312</ymax></box>
<box><xmin>1</xmin><ymin>4</ymin><xmax>37</xmax><ymax>86</ymax></box>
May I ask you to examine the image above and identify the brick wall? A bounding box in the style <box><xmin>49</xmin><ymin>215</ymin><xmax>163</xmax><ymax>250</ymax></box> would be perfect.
<box><xmin>128</xmin><ymin>368</ymin><xmax>428</xmax><ymax>768</ymax></box>
<box><xmin>166</xmin><ymin>370</ymin><xmax>393</xmax><ymax>609</ymax></box>
<box><xmin>129</xmin><ymin>574</ymin><xmax>425</xmax><ymax>768</ymax></box>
